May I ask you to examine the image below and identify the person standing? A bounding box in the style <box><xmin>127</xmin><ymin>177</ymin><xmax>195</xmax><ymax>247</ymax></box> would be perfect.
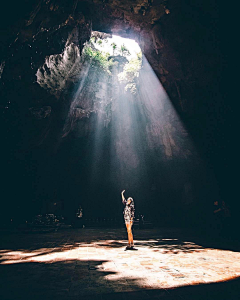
<box><xmin>121</xmin><ymin>190</ymin><xmax>137</xmax><ymax>250</ymax></box>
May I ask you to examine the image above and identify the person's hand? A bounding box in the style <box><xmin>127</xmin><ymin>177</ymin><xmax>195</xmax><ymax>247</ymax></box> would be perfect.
<box><xmin>121</xmin><ymin>190</ymin><xmax>125</xmax><ymax>194</ymax></box>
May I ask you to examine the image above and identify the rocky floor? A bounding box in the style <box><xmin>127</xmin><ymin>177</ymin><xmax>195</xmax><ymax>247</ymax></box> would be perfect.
<box><xmin>0</xmin><ymin>228</ymin><xmax>240</xmax><ymax>300</ymax></box>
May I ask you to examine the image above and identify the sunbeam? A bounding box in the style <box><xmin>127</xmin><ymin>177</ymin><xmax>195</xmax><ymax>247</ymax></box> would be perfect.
<box><xmin>57</xmin><ymin>32</ymin><xmax>218</xmax><ymax>224</ymax></box>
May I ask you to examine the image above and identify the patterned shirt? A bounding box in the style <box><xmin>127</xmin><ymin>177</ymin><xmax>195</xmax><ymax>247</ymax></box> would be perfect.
<box><xmin>122</xmin><ymin>197</ymin><xmax>135</xmax><ymax>222</ymax></box>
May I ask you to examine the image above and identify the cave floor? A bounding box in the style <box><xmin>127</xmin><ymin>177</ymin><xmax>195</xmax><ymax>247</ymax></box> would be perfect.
<box><xmin>0</xmin><ymin>227</ymin><xmax>240</xmax><ymax>300</ymax></box>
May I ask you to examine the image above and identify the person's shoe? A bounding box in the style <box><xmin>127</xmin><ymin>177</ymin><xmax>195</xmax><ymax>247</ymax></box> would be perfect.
<box><xmin>129</xmin><ymin>246</ymin><xmax>138</xmax><ymax>250</ymax></box>
<box><xmin>125</xmin><ymin>245</ymin><xmax>132</xmax><ymax>251</ymax></box>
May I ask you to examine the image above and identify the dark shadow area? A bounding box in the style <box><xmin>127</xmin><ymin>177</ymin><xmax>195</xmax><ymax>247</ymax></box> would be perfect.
<box><xmin>121</xmin><ymin>277</ymin><xmax>240</xmax><ymax>300</ymax></box>
<box><xmin>0</xmin><ymin>259</ymin><xmax>139</xmax><ymax>300</ymax></box>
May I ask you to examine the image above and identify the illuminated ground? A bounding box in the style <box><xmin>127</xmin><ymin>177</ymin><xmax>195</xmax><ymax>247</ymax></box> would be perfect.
<box><xmin>0</xmin><ymin>228</ymin><xmax>240</xmax><ymax>300</ymax></box>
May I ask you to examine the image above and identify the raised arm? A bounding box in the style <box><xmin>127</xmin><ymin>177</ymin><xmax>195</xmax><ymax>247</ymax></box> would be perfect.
<box><xmin>121</xmin><ymin>190</ymin><xmax>126</xmax><ymax>204</ymax></box>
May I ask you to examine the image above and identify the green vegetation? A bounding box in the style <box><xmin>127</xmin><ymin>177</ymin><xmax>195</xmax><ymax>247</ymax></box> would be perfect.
<box><xmin>82</xmin><ymin>44</ymin><xmax>114</xmax><ymax>73</ymax></box>
<box><xmin>111</xmin><ymin>42</ymin><xmax>117</xmax><ymax>55</ymax></box>
<box><xmin>82</xmin><ymin>36</ymin><xmax>142</xmax><ymax>94</ymax></box>
<box><xmin>118</xmin><ymin>52</ymin><xmax>142</xmax><ymax>94</ymax></box>
<box><xmin>120</xmin><ymin>44</ymin><xmax>130</xmax><ymax>57</ymax></box>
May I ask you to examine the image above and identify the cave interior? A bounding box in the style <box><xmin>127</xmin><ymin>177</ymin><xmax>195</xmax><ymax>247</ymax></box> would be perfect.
<box><xmin>0</xmin><ymin>0</ymin><xmax>234</xmax><ymax>231</ymax></box>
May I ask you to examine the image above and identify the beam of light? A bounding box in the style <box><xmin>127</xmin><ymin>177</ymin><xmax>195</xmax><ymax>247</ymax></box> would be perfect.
<box><xmin>106</xmin><ymin>51</ymin><xmax>199</xmax><ymax>193</ymax></box>
<box><xmin>1</xmin><ymin>239</ymin><xmax>240</xmax><ymax>291</ymax></box>
<box><xmin>137</xmin><ymin>55</ymin><xmax>196</xmax><ymax>160</ymax></box>
<box><xmin>65</xmin><ymin>35</ymin><xmax>201</xmax><ymax>199</ymax></box>
<box><xmin>62</xmin><ymin>62</ymin><xmax>91</xmax><ymax>137</ymax></box>
<box><xmin>81</xmin><ymin>35</ymin><xmax>145</xmax><ymax>192</ymax></box>
<box><xmin>61</xmin><ymin>33</ymin><xmax>219</xmax><ymax>216</ymax></box>
<box><xmin>88</xmin><ymin>70</ymin><xmax>111</xmax><ymax>182</ymax></box>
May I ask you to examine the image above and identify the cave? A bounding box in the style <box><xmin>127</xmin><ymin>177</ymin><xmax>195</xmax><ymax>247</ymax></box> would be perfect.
<box><xmin>0</xmin><ymin>1</ymin><xmax>238</xmax><ymax>299</ymax></box>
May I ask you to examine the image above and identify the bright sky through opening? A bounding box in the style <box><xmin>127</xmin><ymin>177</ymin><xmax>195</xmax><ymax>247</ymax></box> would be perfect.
<box><xmin>94</xmin><ymin>35</ymin><xmax>141</xmax><ymax>60</ymax></box>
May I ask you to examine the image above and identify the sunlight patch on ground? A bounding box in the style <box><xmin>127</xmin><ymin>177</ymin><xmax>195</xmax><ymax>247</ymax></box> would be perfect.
<box><xmin>1</xmin><ymin>239</ymin><xmax>240</xmax><ymax>290</ymax></box>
